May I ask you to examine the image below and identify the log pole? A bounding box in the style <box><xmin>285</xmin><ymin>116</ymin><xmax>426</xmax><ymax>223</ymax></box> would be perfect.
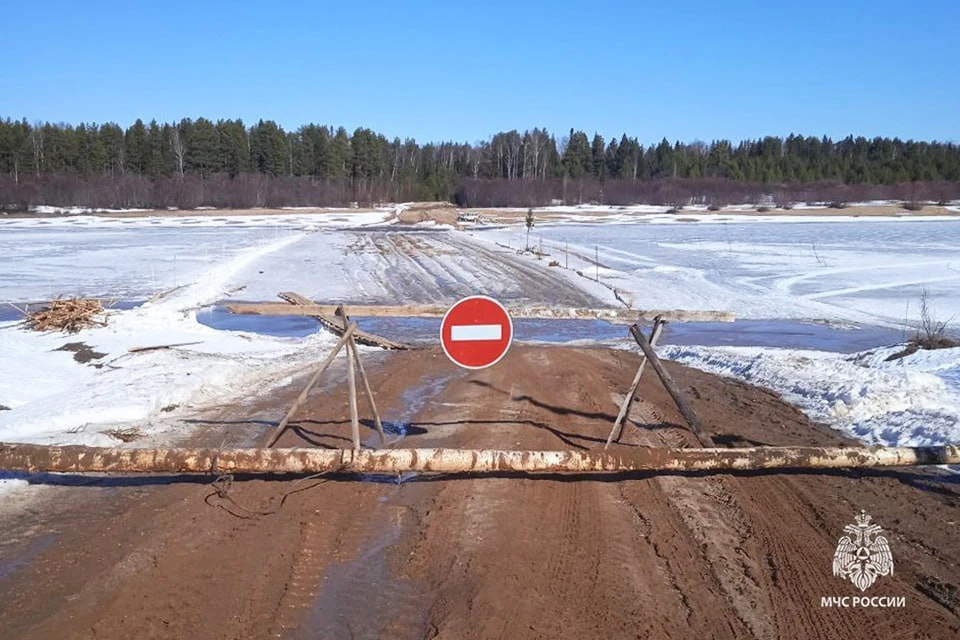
<box><xmin>629</xmin><ymin>323</ymin><xmax>714</xmax><ymax>447</ymax></box>
<box><xmin>226</xmin><ymin>302</ymin><xmax>735</xmax><ymax>324</ymax></box>
<box><xmin>265</xmin><ymin>325</ymin><xmax>356</xmax><ymax>448</ymax></box>
<box><xmin>605</xmin><ymin>317</ymin><xmax>664</xmax><ymax>449</ymax></box>
<box><xmin>1</xmin><ymin>443</ymin><xmax>957</xmax><ymax>475</ymax></box>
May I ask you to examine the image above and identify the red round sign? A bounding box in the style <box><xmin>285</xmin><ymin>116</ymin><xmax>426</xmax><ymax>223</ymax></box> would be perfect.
<box><xmin>440</xmin><ymin>295</ymin><xmax>514</xmax><ymax>369</ymax></box>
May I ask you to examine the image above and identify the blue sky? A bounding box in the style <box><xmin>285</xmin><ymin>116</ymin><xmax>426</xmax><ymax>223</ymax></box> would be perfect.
<box><xmin>3</xmin><ymin>0</ymin><xmax>958</xmax><ymax>144</ymax></box>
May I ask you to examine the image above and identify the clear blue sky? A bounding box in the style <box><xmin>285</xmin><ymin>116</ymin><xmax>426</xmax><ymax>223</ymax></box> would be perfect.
<box><xmin>3</xmin><ymin>0</ymin><xmax>958</xmax><ymax>144</ymax></box>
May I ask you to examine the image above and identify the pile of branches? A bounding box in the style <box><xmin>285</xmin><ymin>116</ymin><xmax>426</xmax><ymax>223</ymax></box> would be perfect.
<box><xmin>24</xmin><ymin>298</ymin><xmax>108</xmax><ymax>333</ymax></box>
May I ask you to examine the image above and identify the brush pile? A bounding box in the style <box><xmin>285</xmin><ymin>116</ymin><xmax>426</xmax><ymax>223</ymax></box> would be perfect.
<box><xmin>25</xmin><ymin>298</ymin><xmax>108</xmax><ymax>333</ymax></box>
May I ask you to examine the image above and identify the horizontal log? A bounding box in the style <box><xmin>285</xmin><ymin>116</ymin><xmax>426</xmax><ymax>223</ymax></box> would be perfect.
<box><xmin>226</xmin><ymin>303</ymin><xmax>736</xmax><ymax>324</ymax></box>
<box><xmin>278</xmin><ymin>292</ymin><xmax>409</xmax><ymax>350</ymax></box>
<box><xmin>1</xmin><ymin>443</ymin><xmax>956</xmax><ymax>476</ymax></box>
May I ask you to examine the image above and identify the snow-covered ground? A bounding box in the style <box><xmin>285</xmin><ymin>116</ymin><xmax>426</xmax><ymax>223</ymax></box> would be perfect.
<box><xmin>661</xmin><ymin>344</ymin><xmax>960</xmax><ymax>450</ymax></box>
<box><xmin>0</xmin><ymin>230</ymin><xmax>343</xmax><ymax>445</ymax></box>
<box><xmin>0</xmin><ymin>211</ymin><xmax>395</xmax><ymax>303</ymax></box>
<box><xmin>474</xmin><ymin>217</ymin><xmax>960</xmax><ymax>326</ymax></box>
<box><xmin>1</xmin><ymin>211</ymin><xmax>958</xmax><ymax>498</ymax></box>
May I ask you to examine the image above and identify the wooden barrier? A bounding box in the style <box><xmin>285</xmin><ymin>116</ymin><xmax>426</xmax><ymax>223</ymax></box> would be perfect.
<box><xmin>605</xmin><ymin>317</ymin><xmax>664</xmax><ymax>448</ymax></box>
<box><xmin>226</xmin><ymin>302</ymin><xmax>736</xmax><ymax>324</ymax></box>
<box><xmin>1</xmin><ymin>443</ymin><xmax>956</xmax><ymax>475</ymax></box>
<box><xmin>629</xmin><ymin>323</ymin><xmax>715</xmax><ymax>447</ymax></box>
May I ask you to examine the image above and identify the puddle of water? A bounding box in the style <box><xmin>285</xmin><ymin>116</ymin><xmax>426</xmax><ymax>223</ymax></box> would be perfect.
<box><xmin>196</xmin><ymin>305</ymin><xmax>320</xmax><ymax>337</ymax></box>
<box><xmin>0</xmin><ymin>533</ymin><xmax>56</xmax><ymax>582</ymax></box>
<box><xmin>360</xmin><ymin>370</ymin><xmax>460</xmax><ymax>483</ymax></box>
<box><xmin>200</xmin><ymin>306</ymin><xmax>903</xmax><ymax>353</ymax></box>
<box><xmin>297</xmin><ymin>510</ymin><xmax>428</xmax><ymax>640</ymax></box>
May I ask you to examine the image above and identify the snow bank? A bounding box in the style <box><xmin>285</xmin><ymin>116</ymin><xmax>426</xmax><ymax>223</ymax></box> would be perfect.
<box><xmin>661</xmin><ymin>343</ymin><xmax>960</xmax><ymax>449</ymax></box>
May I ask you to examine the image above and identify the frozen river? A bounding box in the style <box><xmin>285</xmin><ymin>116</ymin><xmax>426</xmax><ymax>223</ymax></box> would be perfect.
<box><xmin>481</xmin><ymin>217</ymin><xmax>960</xmax><ymax>327</ymax></box>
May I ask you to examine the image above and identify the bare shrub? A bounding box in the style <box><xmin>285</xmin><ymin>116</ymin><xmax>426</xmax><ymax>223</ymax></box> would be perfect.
<box><xmin>707</xmin><ymin>204</ymin><xmax>721</xmax><ymax>211</ymax></box>
<box><xmin>901</xmin><ymin>201</ymin><xmax>924</xmax><ymax>212</ymax></box>
<box><xmin>757</xmin><ymin>206</ymin><xmax>771</xmax><ymax>213</ymax></box>
<box><xmin>889</xmin><ymin>290</ymin><xmax>959</xmax><ymax>360</ymax></box>
<box><xmin>914</xmin><ymin>290</ymin><xmax>957</xmax><ymax>350</ymax></box>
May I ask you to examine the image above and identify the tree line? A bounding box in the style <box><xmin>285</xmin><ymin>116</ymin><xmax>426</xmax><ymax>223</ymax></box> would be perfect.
<box><xmin>1</xmin><ymin>117</ymin><xmax>958</xmax><ymax>209</ymax></box>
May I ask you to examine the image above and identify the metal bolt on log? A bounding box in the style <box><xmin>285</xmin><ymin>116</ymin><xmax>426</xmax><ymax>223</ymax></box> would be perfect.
<box><xmin>1</xmin><ymin>443</ymin><xmax>957</xmax><ymax>476</ymax></box>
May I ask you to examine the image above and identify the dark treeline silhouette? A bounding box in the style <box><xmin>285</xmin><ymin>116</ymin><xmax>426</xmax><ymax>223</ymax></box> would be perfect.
<box><xmin>1</xmin><ymin>117</ymin><xmax>958</xmax><ymax>209</ymax></box>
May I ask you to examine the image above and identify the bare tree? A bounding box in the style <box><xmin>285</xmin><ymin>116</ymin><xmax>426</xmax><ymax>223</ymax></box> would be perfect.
<box><xmin>525</xmin><ymin>208</ymin><xmax>535</xmax><ymax>250</ymax></box>
<box><xmin>30</xmin><ymin>122</ymin><xmax>44</xmax><ymax>176</ymax></box>
<box><xmin>170</xmin><ymin>127</ymin><xmax>186</xmax><ymax>177</ymax></box>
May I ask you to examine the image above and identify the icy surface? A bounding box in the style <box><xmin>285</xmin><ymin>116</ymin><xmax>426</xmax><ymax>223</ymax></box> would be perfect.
<box><xmin>474</xmin><ymin>218</ymin><xmax>960</xmax><ymax>326</ymax></box>
<box><xmin>0</xmin><ymin>212</ymin><xmax>394</xmax><ymax>303</ymax></box>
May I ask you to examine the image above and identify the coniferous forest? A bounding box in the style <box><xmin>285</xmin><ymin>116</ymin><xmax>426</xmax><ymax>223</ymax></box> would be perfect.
<box><xmin>1</xmin><ymin>117</ymin><xmax>959</xmax><ymax>210</ymax></box>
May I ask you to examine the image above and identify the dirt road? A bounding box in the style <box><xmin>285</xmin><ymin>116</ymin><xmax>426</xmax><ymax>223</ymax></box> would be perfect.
<box><xmin>1</xmin><ymin>346</ymin><xmax>959</xmax><ymax>639</ymax></box>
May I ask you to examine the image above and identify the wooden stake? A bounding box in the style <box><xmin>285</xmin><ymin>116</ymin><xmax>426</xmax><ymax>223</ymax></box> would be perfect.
<box><xmin>605</xmin><ymin>317</ymin><xmax>665</xmax><ymax>448</ymax></box>
<box><xmin>265</xmin><ymin>325</ymin><xmax>356</xmax><ymax>448</ymax></box>
<box><xmin>350</xmin><ymin>340</ymin><xmax>387</xmax><ymax>448</ymax></box>
<box><xmin>337</xmin><ymin>307</ymin><xmax>361</xmax><ymax>451</ymax></box>
<box><xmin>628</xmin><ymin>323</ymin><xmax>715</xmax><ymax>447</ymax></box>
<box><xmin>346</xmin><ymin>339</ymin><xmax>360</xmax><ymax>450</ymax></box>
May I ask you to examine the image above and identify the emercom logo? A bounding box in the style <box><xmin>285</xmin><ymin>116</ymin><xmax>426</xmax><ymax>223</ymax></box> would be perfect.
<box><xmin>832</xmin><ymin>511</ymin><xmax>894</xmax><ymax>591</ymax></box>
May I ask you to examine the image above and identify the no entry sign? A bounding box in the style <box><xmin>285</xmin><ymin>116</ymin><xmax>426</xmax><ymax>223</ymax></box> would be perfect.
<box><xmin>440</xmin><ymin>295</ymin><xmax>514</xmax><ymax>369</ymax></box>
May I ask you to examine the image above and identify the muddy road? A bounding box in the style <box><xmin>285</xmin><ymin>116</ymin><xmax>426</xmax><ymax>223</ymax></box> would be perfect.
<box><xmin>1</xmin><ymin>346</ymin><xmax>959</xmax><ymax>639</ymax></box>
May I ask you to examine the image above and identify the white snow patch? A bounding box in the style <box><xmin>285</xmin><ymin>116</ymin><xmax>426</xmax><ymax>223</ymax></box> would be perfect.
<box><xmin>30</xmin><ymin>206</ymin><xmax>153</xmax><ymax>215</ymax></box>
<box><xmin>661</xmin><ymin>343</ymin><xmax>960</xmax><ymax>449</ymax></box>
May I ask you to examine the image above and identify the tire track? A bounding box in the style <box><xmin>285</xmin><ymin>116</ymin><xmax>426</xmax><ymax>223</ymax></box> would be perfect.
<box><xmin>623</xmin><ymin>397</ymin><xmax>777</xmax><ymax>639</ymax></box>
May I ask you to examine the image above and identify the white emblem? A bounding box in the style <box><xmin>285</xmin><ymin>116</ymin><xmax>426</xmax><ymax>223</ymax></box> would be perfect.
<box><xmin>832</xmin><ymin>511</ymin><xmax>894</xmax><ymax>591</ymax></box>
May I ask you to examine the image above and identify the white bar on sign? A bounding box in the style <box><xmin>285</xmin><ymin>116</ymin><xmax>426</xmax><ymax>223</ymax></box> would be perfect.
<box><xmin>451</xmin><ymin>324</ymin><xmax>502</xmax><ymax>341</ymax></box>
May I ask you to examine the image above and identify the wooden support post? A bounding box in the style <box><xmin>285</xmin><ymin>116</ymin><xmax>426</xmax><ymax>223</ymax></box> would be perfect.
<box><xmin>338</xmin><ymin>307</ymin><xmax>361</xmax><ymax>451</ymax></box>
<box><xmin>350</xmin><ymin>341</ymin><xmax>388</xmax><ymax>448</ymax></box>
<box><xmin>265</xmin><ymin>325</ymin><xmax>356</xmax><ymax>448</ymax></box>
<box><xmin>346</xmin><ymin>344</ymin><xmax>360</xmax><ymax>450</ymax></box>
<box><xmin>629</xmin><ymin>323</ymin><xmax>715</xmax><ymax>447</ymax></box>
<box><xmin>605</xmin><ymin>317</ymin><xmax>665</xmax><ymax>448</ymax></box>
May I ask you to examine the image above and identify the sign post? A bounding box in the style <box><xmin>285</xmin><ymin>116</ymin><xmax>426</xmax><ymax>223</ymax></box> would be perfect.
<box><xmin>440</xmin><ymin>295</ymin><xmax>514</xmax><ymax>369</ymax></box>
